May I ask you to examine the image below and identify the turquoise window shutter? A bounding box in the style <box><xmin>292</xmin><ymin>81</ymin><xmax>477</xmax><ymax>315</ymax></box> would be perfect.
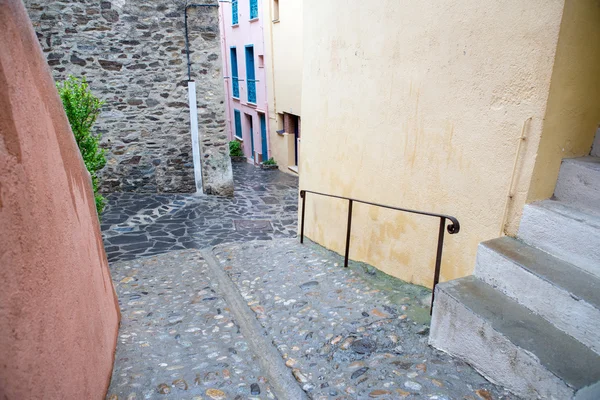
<box><xmin>230</xmin><ymin>47</ymin><xmax>239</xmax><ymax>98</ymax></box>
<box><xmin>234</xmin><ymin>110</ymin><xmax>242</xmax><ymax>139</ymax></box>
<box><xmin>260</xmin><ymin>113</ymin><xmax>268</xmax><ymax>157</ymax></box>
<box><xmin>245</xmin><ymin>46</ymin><xmax>256</xmax><ymax>104</ymax></box>
<box><xmin>232</xmin><ymin>0</ymin><xmax>238</xmax><ymax>25</ymax></box>
<box><xmin>250</xmin><ymin>0</ymin><xmax>258</xmax><ymax>19</ymax></box>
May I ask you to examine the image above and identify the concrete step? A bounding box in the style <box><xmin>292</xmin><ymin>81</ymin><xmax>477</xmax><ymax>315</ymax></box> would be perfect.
<box><xmin>518</xmin><ymin>200</ymin><xmax>600</xmax><ymax>278</ymax></box>
<box><xmin>554</xmin><ymin>156</ymin><xmax>600</xmax><ymax>213</ymax></box>
<box><xmin>429</xmin><ymin>276</ymin><xmax>600</xmax><ymax>399</ymax></box>
<box><xmin>475</xmin><ymin>236</ymin><xmax>600</xmax><ymax>354</ymax></box>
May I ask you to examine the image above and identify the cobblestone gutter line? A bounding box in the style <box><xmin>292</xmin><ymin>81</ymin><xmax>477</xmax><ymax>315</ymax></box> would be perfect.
<box><xmin>106</xmin><ymin>250</ymin><xmax>278</xmax><ymax>399</ymax></box>
<box><xmin>202</xmin><ymin>249</ymin><xmax>309</xmax><ymax>400</ymax></box>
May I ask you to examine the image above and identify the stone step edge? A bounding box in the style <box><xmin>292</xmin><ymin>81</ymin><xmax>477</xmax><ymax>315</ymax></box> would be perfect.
<box><xmin>475</xmin><ymin>237</ymin><xmax>600</xmax><ymax>355</ymax></box>
<box><xmin>554</xmin><ymin>156</ymin><xmax>600</xmax><ymax>215</ymax></box>
<box><xmin>561</xmin><ymin>155</ymin><xmax>600</xmax><ymax>170</ymax></box>
<box><xmin>430</xmin><ymin>277</ymin><xmax>600</xmax><ymax>397</ymax></box>
<box><xmin>518</xmin><ymin>200</ymin><xmax>600</xmax><ymax>276</ymax></box>
<box><xmin>478</xmin><ymin>236</ymin><xmax>600</xmax><ymax>310</ymax></box>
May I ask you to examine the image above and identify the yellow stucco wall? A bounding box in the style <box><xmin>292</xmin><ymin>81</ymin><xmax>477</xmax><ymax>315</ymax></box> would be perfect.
<box><xmin>264</xmin><ymin>0</ymin><xmax>303</xmax><ymax>172</ymax></box>
<box><xmin>527</xmin><ymin>0</ymin><xmax>600</xmax><ymax>203</ymax></box>
<box><xmin>299</xmin><ymin>0</ymin><xmax>566</xmax><ymax>287</ymax></box>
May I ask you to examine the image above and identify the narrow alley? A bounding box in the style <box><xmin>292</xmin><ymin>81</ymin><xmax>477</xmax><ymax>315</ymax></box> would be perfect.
<box><xmin>5</xmin><ymin>0</ymin><xmax>600</xmax><ymax>399</ymax></box>
<box><xmin>104</xmin><ymin>165</ymin><xmax>514</xmax><ymax>399</ymax></box>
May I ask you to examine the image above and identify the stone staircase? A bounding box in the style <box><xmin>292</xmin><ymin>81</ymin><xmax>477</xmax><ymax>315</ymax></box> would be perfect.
<box><xmin>429</xmin><ymin>146</ymin><xmax>600</xmax><ymax>399</ymax></box>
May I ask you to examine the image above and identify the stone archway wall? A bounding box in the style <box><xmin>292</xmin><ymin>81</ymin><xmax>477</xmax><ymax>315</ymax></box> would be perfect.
<box><xmin>24</xmin><ymin>0</ymin><xmax>234</xmax><ymax>195</ymax></box>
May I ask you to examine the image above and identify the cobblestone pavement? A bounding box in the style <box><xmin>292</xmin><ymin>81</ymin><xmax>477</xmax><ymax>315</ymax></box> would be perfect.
<box><xmin>106</xmin><ymin>250</ymin><xmax>277</xmax><ymax>400</ymax></box>
<box><xmin>212</xmin><ymin>239</ymin><xmax>518</xmax><ymax>400</ymax></box>
<box><xmin>103</xmin><ymin>163</ymin><xmax>517</xmax><ymax>399</ymax></box>
<box><xmin>101</xmin><ymin>162</ymin><xmax>298</xmax><ymax>262</ymax></box>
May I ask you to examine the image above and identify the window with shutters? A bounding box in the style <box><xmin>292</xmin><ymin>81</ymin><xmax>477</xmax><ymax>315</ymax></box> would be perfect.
<box><xmin>230</xmin><ymin>47</ymin><xmax>239</xmax><ymax>99</ymax></box>
<box><xmin>234</xmin><ymin>110</ymin><xmax>242</xmax><ymax>139</ymax></box>
<box><xmin>232</xmin><ymin>0</ymin><xmax>238</xmax><ymax>25</ymax></box>
<box><xmin>245</xmin><ymin>45</ymin><xmax>256</xmax><ymax>104</ymax></box>
<box><xmin>250</xmin><ymin>0</ymin><xmax>258</xmax><ymax>20</ymax></box>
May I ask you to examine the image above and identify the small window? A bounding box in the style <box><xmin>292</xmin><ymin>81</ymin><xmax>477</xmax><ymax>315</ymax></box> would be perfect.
<box><xmin>276</xmin><ymin>113</ymin><xmax>284</xmax><ymax>134</ymax></box>
<box><xmin>258</xmin><ymin>55</ymin><xmax>264</xmax><ymax>68</ymax></box>
<box><xmin>232</xmin><ymin>0</ymin><xmax>239</xmax><ymax>25</ymax></box>
<box><xmin>284</xmin><ymin>113</ymin><xmax>299</xmax><ymax>135</ymax></box>
<box><xmin>250</xmin><ymin>0</ymin><xmax>259</xmax><ymax>20</ymax></box>
<box><xmin>273</xmin><ymin>0</ymin><xmax>279</xmax><ymax>21</ymax></box>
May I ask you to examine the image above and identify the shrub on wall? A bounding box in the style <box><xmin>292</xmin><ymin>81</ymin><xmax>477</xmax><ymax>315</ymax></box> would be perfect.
<box><xmin>57</xmin><ymin>76</ymin><xmax>107</xmax><ymax>216</ymax></box>
<box><xmin>229</xmin><ymin>140</ymin><xmax>244</xmax><ymax>157</ymax></box>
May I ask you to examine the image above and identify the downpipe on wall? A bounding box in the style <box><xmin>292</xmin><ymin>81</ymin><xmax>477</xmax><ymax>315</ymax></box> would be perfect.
<box><xmin>184</xmin><ymin>3</ymin><xmax>219</xmax><ymax>193</ymax></box>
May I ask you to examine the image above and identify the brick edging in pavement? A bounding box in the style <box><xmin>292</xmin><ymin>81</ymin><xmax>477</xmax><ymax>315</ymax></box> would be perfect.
<box><xmin>201</xmin><ymin>248</ymin><xmax>309</xmax><ymax>400</ymax></box>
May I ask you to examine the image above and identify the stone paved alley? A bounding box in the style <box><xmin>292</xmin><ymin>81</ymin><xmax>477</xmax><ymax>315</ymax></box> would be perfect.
<box><xmin>101</xmin><ymin>163</ymin><xmax>299</xmax><ymax>262</ymax></box>
<box><xmin>104</xmin><ymin>165</ymin><xmax>516</xmax><ymax>399</ymax></box>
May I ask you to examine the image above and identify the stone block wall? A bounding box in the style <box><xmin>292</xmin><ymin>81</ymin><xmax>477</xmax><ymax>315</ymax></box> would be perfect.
<box><xmin>24</xmin><ymin>0</ymin><xmax>234</xmax><ymax>195</ymax></box>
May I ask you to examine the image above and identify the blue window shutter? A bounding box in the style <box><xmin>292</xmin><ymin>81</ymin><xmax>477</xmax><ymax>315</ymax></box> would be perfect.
<box><xmin>234</xmin><ymin>110</ymin><xmax>242</xmax><ymax>139</ymax></box>
<box><xmin>260</xmin><ymin>113</ymin><xmax>268</xmax><ymax>157</ymax></box>
<box><xmin>250</xmin><ymin>0</ymin><xmax>258</xmax><ymax>20</ymax></box>
<box><xmin>232</xmin><ymin>0</ymin><xmax>238</xmax><ymax>25</ymax></box>
<box><xmin>230</xmin><ymin>48</ymin><xmax>239</xmax><ymax>98</ymax></box>
<box><xmin>245</xmin><ymin>46</ymin><xmax>256</xmax><ymax>104</ymax></box>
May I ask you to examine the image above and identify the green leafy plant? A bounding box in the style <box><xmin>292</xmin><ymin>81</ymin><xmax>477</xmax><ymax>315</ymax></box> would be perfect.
<box><xmin>229</xmin><ymin>140</ymin><xmax>244</xmax><ymax>157</ymax></box>
<box><xmin>262</xmin><ymin>157</ymin><xmax>277</xmax><ymax>166</ymax></box>
<box><xmin>56</xmin><ymin>76</ymin><xmax>107</xmax><ymax>216</ymax></box>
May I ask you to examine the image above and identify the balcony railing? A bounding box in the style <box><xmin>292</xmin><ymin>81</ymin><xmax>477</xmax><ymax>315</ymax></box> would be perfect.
<box><xmin>299</xmin><ymin>189</ymin><xmax>460</xmax><ymax>313</ymax></box>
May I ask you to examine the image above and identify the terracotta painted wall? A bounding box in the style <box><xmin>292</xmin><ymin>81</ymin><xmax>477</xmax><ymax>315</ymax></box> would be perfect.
<box><xmin>0</xmin><ymin>1</ymin><xmax>120</xmax><ymax>399</ymax></box>
<box><xmin>299</xmin><ymin>0</ymin><xmax>566</xmax><ymax>287</ymax></box>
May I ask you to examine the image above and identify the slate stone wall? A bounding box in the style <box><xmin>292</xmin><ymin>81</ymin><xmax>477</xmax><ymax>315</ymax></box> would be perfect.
<box><xmin>25</xmin><ymin>0</ymin><xmax>234</xmax><ymax>195</ymax></box>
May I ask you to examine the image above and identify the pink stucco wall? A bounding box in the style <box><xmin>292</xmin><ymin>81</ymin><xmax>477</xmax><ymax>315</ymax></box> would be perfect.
<box><xmin>219</xmin><ymin>0</ymin><xmax>271</xmax><ymax>162</ymax></box>
<box><xmin>0</xmin><ymin>1</ymin><xmax>120</xmax><ymax>398</ymax></box>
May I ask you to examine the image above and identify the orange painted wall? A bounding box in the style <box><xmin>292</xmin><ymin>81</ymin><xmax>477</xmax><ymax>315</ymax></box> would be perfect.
<box><xmin>0</xmin><ymin>1</ymin><xmax>120</xmax><ymax>399</ymax></box>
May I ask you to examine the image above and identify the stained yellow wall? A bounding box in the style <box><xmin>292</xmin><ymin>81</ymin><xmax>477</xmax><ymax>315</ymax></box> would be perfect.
<box><xmin>264</xmin><ymin>0</ymin><xmax>303</xmax><ymax>172</ymax></box>
<box><xmin>527</xmin><ymin>0</ymin><xmax>600</xmax><ymax>203</ymax></box>
<box><xmin>299</xmin><ymin>0</ymin><xmax>566</xmax><ymax>287</ymax></box>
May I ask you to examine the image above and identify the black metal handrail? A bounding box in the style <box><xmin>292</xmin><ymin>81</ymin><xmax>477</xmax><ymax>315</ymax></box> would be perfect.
<box><xmin>299</xmin><ymin>189</ymin><xmax>460</xmax><ymax>313</ymax></box>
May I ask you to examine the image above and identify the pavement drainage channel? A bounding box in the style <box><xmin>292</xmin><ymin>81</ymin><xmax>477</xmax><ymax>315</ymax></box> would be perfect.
<box><xmin>106</xmin><ymin>250</ymin><xmax>280</xmax><ymax>400</ymax></box>
<box><xmin>234</xmin><ymin>220</ymin><xmax>274</xmax><ymax>232</ymax></box>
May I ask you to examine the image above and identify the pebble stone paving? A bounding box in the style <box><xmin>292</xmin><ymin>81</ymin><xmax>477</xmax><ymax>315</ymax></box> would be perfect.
<box><xmin>106</xmin><ymin>250</ymin><xmax>276</xmax><ymax>400</ymax></box>
<box><xmin>101</xmin><ymin>162</ymin><xmax>299</xmax><ymax>262</ymax></box>
<box><xmin>213</xmin><ymin>239</ymin><xmax>518</xmax><ymax>400</ymax></box>
<box><xmin>103</xmin><ymin>163</ymin><xmax>519</xmax><ymax>399</ymax></box>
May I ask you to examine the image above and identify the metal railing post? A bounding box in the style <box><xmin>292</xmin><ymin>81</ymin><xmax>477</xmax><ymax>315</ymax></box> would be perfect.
<box><xmin>300</xmin><ymin>190</ymin><xmax>306</xmax><ymax>244</ymax></box>
<box><xmin>344</xmin><ymin>199</ymin><xmax>353</xmax><ymax>268</ymax></box>
<box><xmin>430</xmin><ymin>217</ymin><xmax>446</xmax><ymax>314</ymax></box>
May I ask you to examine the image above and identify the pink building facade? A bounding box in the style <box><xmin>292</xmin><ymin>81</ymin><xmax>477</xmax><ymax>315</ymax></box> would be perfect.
<box><xmin>219</xmin><ymin>0</ymin><xmax>271</xmax><ymax>163</ymax></box>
